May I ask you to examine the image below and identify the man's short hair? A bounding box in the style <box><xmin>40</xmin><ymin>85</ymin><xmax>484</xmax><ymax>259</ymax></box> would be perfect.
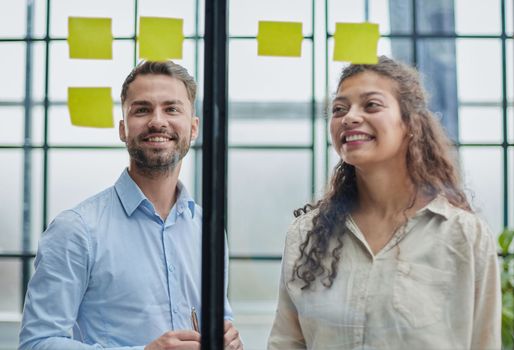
<box><xmin>121</xmin><ymin>61</ymin><xmax>197</xmax><ymax>109</ymax></box>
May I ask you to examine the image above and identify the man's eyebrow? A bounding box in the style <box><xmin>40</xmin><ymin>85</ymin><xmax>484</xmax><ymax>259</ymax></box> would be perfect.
<box><xmin>162</xmin><ymin>99</ymin><xmax>185</xmax><ymax>106</ymax></box>
<box><xmin>129</xmin><ymin>100</ymin><xmax>152</xmax><ymax>107</ymax></box>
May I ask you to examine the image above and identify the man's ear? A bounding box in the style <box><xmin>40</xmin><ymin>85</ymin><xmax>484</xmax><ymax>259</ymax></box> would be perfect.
<box><xmin>119</xmin><ymin>119</ymin><xmax>126</xmax><ymax>142</ymax></box>
<box><xmin>191</xmin><ymin>116</ymin><xmax>199</xmax><ymax>141</ymax></box>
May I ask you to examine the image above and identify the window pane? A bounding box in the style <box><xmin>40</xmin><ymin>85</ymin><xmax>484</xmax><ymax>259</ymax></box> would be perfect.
<box><xmin>229</xmin><ymin>260</ymin><xmax>280</xmax><ymax>350</ymax></box>
<box><xmin>48</xmin><ymin>105</ymin><xmax>122</xmax><ymax>145</ymax></box>
<box><xmin>328</xmin><ymin>38</ymin><xmax>413</xmax><ymax>97</ymax></box>
<box><xmin>457</xmin><ymin>39</ymin><xmax>502</xmax><ymax>102</ymax></box>
<box><xmin>0</xmin><ymin>106</ymin><xmax>46</xmax><ymax>147</ymax></box>
<box><xmin>29</xmin><ymin>151</ymin><xmax>44</xmax><ymax>252</ymax></box>
<box><xmin>0</xmin><ymin>43</ymin><xmax>25</xmax><ymax>101</ymax></box>
<box><xmin>32</xmin><ymin>42</ymin><xmax>48</xmax><ymax>103</ymax></box>
<box><xmin>229</xmin><ymin>104</ymin><xmax>312</xmax><ymax>146</ymax></box>
<box><xmin>50</xmin><ymin>0</ymin><xmax>135</xmax><ymax>37</ymax></box>
<box><xmin>459</xmin><ymin>107</ymin><xmax>503</xmax><ymax>143</ymax></box>
<box><xmin>177</xmin><ymin>150</ymin><xmax>197</xmax><ymax>199</ymax></box>
<box><xmin>509</xmin><ymin>107</ymin><xmax>514</xmax><ymax>143</ymax></box>
<box><xmin>0</xmin><ymin>150</ymin><xmax>22</xmax><ymax>252</ymax></box>
<box><xmin>228</xmin><ymin>150</ymin><xmax>311</xmax><ymax>255</ymax></box>
<box><xmin>229</xmin><ymin>40</ymin><xmax>312</xmax><ymax>102</ymax></box>
<box><xmin>460</xmin><ymin>147</ymin><xmax>503</xmax><ymax>234</ymax></box>
<box><xmin>328</xmin><ymin>0</ymin><xmax>365</xmax><ymax>32</ymax></box>
<box><xmin>455</xmin><ymin>0</ymin><xmax>501</xmax><ymax>35</ymax></box>
<box><xmin>229</xmin><ymin>260</ymin><xmax>281</xmax><ymax>301</ymax></box>
<box><xmin>416</xmin><ymin>1</ymin><xmax>456</xmax><ymax>34</ymax></box>
<box><xmin>0</xmin><ymin>107</ymin><xmax>24</xmax><ymax>145</ymax></box>
<box><xmin>0</xmin><ymin>0</ymin><xmax>25</xmax><ymax>37</ymax></box>
<box><xmin>139</xmin><ymin>0</ymin><xmax>199</xmax><ymax>37</ymax></box>
<box><xmin>31</xmin><ymin>106</ymin><xmax>45</xmax><ymax>147</ymax></box>
<box><xmin>48</xmin><ymin>150</ymin><xmax>128</xmax><ymax>220</ymax></box>
<box><xmin>48</xmin><ymin>40</ymin><xmax>134</xmax><ymax>102</ymax></box>
<box><xmin>33</xmin><ymin>0</ymin><xmax>48</xmax><ymax>38</ymax></box>
<box><xmin>0</xmin><ymin>305</ymin><xmax>21</xmax><ymax>349</ymax></box>
<box><xmin>369</xmin><ymin>0</ymin><xmax>392</xmax><ymax>34</ymax></box>
<box><xmin>230</xmin><ymin>0</ymin><xmax>312</xmax><ymax>36</ymax></box>
<box><xmin>507</xmin><ymin>39</ymin><xmax>513</xmax><ymax>104</ymax></box>
<box><xmin>382</xmin><ymin>0</ymin><xmax>412</xmax><ymax>34</ymax></box>
<box><xmin>0</xmin><ymin>261</ymin><xmax>21</xmax><ymax>313</ymax></box>
<box><xmin>507</xmin><ymin>0</ymin><xmax>513</xmax><ymax>36</ymax></box>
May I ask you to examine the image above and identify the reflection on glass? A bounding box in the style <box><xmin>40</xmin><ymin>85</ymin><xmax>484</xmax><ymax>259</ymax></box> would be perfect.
<box><xmin>228</xmin><ymin>150</ymin><xmax>311</xmax><ymax>255</ymax></box>
<box><xmin>460</xmin><ymin>147</ymin><xmax>503</xmax><ymax>233</ymax></box>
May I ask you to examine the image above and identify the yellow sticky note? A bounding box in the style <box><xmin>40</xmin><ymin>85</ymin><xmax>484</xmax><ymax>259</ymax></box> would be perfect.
<box><xmin>257</xmin><ymin>21</ymin><xmax>303</xmax><ymax>57</ymax></box>
<box><xmin>68</xmin><ymin>87</ymin><xmax>114</xmax><ymax>128</ymax></box>
<box><xmin>68</xmin><ymin>17</ymin><xmax>113</xmax><ymax>59</ymax></box>
<box><xmin>333</xmin><ymin>22</ymin><xmax>380</xmax><ymax>64</ymax></box>
<box><xmin>139</xmin><ymin>17</ymin><xmax>184</xmax><ymax>61</ymax></box>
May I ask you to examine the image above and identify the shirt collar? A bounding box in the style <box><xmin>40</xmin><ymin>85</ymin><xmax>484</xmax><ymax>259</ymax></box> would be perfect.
<box><xmin>175</xmin><ymin>181</ymin><xmax>196</xmax><ymax>218</ymax></box>
<box><xmin>115</xmin><ymin>169</ymin><xmax>147</xmax><ymax>216</ymax></box>
<box><xmin>416</xmin><ymin>194</ymin><xmax>453</xmax><ymax>220</ymax></box>
<box><xmin>115</xmin><ymin>168</ymin><xmax>196</xmax><ymax>218</ymax></box>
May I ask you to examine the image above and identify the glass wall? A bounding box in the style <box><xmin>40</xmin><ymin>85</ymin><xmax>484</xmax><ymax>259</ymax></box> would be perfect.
<box><xmin>0</xmin><ymin>0</ymin><xmax>512</xmax><ymax>348</ymax></box>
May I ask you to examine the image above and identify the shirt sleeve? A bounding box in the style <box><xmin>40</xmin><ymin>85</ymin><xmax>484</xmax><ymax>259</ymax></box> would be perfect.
<box><xmin>18</xmin><ymin>210</ymin><xmax>144</xmax><ymax>350</ymax></box>
<box><xmin>470</xmin><ymin>218</ymin><xmax>502</xmax><ymax>350</ymax></box>
<box><xmin>267</xmin><ymin>218</ymin><xmax>306</xmax><ymax>349</ymax></box>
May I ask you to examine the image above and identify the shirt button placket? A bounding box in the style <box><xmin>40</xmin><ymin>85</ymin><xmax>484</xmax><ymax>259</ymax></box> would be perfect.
<box><xmin>163</xmin><ymin>225</ymin><xmax>176</xmax><ymax>329</ymax></box>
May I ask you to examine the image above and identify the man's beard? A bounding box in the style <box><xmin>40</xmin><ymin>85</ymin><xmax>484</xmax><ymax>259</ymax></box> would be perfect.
<box><xmin>127</xmin><ymin>131</ymin><xmax>192</xmax><ymax>175</ymax></box>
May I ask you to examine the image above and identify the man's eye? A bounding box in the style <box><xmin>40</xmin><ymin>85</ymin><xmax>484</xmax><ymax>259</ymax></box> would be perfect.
<box><xmin>166</xmin><ymin>107</ymin><xmax>178</xmax><ymax>113</ymax></box>
<box><xmin>135</xmin><ymin>107</ymin><xmax>149</xmax><ymax>114</ymax></box>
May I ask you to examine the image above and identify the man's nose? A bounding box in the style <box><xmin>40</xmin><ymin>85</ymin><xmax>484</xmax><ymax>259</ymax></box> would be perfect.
<box><xmin>147</xmin><ymin>110</ymin><xmax>167</xmax><ymax>129</ymax></box>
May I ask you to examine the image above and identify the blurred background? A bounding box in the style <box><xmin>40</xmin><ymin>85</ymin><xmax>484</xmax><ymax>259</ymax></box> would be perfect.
<box><xmin>0</xmin><ymin>0</ymin><xmax>513</xmax><ymax>349</ymax></box>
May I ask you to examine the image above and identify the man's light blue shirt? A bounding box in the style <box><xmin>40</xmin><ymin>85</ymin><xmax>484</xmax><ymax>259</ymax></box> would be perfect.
<box><xmin>19</xmin><ymin>169</ymin><xmax>233</xmax><ymax>350</ymax></box>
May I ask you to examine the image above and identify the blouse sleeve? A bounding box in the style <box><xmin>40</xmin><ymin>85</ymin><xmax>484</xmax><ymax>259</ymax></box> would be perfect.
<box><xmin>267</xmin><ymin>218</ymin><xmax>307</xmax><ymax>349</ymax></box>
<box><xmin>470</xmin><ymin>217</ymin><xmax>502</xmax><ymax>350</ymax></box>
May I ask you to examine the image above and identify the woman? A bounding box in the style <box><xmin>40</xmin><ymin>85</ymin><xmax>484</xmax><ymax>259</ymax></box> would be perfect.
<box><xmin>268</xmin><ymin>56</ymin><xmax>501</xmax><ymax>349</ymax></box>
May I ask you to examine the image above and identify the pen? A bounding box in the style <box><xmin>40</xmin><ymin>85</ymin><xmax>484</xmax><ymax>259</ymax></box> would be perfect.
<box><xmin>191</xmin><ymin>307</ymin><xmax>199</xmax><ymax>332</ymax></box>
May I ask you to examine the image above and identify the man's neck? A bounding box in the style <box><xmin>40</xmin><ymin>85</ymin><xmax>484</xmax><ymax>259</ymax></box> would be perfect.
<box><xmin>127</xmin><ymin>164</ymin><xmax>181</xmax><ymax>220</ymax></box>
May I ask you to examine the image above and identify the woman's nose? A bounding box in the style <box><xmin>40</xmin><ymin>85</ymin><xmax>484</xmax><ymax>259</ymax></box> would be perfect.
<box><xmin>342</xmin><ymin>107</ymin><xmax>363</xmax><ymax>126</ymax></box>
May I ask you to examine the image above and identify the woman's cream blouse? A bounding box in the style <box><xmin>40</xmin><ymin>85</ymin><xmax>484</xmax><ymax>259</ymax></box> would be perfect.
<box><xmin>268</xmin><ymin>196</ymin><xmax>501</xmax><ymax>350</ymax></box>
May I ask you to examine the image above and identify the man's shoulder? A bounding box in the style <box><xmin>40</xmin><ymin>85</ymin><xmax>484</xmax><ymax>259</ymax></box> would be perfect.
<box><xmin>48</xmin><ymin>185</ymin><xmax>119</xmax><ymax>231</ymax></box>
<box><xmin>71</xmin><ymin>185</ymin><xmax>118</xmax><ymax>215</ymax></box>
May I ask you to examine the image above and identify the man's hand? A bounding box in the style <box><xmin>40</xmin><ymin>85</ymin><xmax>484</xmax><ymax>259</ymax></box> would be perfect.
<box><xmin>144</xmin><ymin>330</ymin><xmax>201</xmax><ymax>350</ymax></box>
<box><xmin>224</xmin><ymin>320</ymin><xmax>243</xmax><ymax>350</ymax></box>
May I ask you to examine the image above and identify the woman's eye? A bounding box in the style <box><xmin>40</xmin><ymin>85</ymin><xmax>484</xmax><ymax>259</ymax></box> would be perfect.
<box><xmin>366</xmin><ymin>101</ymin><xmax>382</xmax><ymax>110</ymax></box>
<box><xmin>332</xmin><ymin>106</ymin><xmax>347</xmax><ymax>115</ymax></box>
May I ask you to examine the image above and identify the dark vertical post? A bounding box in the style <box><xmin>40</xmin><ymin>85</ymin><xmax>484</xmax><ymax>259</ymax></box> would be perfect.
<box><xmin>201</xmin><ymin>0</ymin><xmax>228</xmax><ymax>349</ymax></box>
<box><xmin>22</xmin><ymin>0</ymin><xmax>35</xmax><ymax>309</ymax></box>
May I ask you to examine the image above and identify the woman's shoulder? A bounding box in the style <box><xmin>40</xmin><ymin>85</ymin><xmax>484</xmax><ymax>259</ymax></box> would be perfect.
<box><xmin>287</xmin><ymin>207</ymin><xmax>319</xmax><ymax>240</ymax></box>
<box><xmin>433</xmin><ymin>196</ymin><xmax>495</xmax><ymax>250</ymax></box>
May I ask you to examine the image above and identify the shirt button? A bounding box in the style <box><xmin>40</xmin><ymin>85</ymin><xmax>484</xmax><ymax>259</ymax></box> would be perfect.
<box><xmin>172</xmin><ymin>307</ymin><xmax>178</xmax><ymax>313</ymax></box>
<box><xmin>168</xmin><ymin>265</ymin><xmax>175</xmax><ymax>272</ymax></box>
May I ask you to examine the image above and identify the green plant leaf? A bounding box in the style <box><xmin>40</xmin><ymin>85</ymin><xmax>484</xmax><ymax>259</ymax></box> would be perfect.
<box><xmin>499</xmin><ymin>228</ymin><xmax>514</xmax><ymax>255</ymax></box>
<box><xmin>502</xmin><ymin>309</ymin><xmax>514</xmax><ymax>348</ymax></box>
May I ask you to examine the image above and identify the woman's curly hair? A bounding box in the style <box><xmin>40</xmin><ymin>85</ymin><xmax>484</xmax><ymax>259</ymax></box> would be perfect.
<box><xmin>292</xmin><ymin>56</ymin><xmax>471</xmax><ymax>290</ymax></box>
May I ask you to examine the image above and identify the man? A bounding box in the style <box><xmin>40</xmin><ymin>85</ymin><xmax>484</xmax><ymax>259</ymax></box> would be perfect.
<box><xmin>19</xmin><ymin>61</ymin><xmax>243</xmax><ymax>350</ymax></box>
